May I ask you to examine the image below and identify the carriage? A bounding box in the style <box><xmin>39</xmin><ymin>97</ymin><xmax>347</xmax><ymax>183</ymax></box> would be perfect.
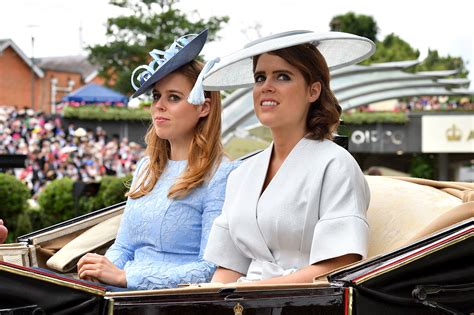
<box><xmin>0</xmin><ymin>176</ymin><xmax>473</xmax><ymax>314</ymax></box>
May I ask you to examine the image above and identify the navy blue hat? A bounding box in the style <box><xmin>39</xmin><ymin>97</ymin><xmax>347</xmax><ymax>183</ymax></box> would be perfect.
<box><xmin>131</xmin><ymin>29</ymin><xmax>208</xmax><ymax>98</ymax></box>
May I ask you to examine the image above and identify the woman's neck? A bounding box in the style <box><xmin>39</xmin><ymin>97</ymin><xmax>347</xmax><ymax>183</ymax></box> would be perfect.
<box><xmin>168</xmin><ymin>137</ymin><xmax>192</xmax><ymax>161</ymax></box>
<box><xmin>270</xmin><ymin>126</ymin><xmax>306</xmax><ymax>161</ymax></box>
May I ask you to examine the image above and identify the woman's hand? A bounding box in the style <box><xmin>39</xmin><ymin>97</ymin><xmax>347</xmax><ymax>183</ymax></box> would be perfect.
<box><xmin>77</xmin><ymin>253</ymin><xmax>127</xmax><ymax>287</ymax></box>
<box><xmin>0</xmin><ymin>219</ymin><xmax>8</xmax><ymax>244</ymax></box>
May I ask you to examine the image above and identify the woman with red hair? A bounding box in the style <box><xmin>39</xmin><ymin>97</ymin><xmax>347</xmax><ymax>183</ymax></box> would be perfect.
<box><xmin>78</xmin><ymin>29</ymin><xmax>238</xmax><ymax>290</ymax></box>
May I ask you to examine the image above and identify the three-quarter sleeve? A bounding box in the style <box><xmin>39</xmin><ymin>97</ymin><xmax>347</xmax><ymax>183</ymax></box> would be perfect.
<box><xmin>309</xmin><ymin>154</ymin><xmax>370</xmax><ymax>265</ymax></box>
<box><xmin>123</xmin><ymin>161</ymin><xmax>238</xmax><ymax>290</ymax></box>
<box><xmin>204</xmin><ymin>168</ymin><xmax>252</xmax><ymax>275</ymax></box>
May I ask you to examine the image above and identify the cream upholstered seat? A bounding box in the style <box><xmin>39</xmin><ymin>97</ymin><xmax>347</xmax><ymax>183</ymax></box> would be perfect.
<box><xmin>365</xmin><ymin>176</ymin><xmax>474</xmax><ymax>258</ymax></box>
<box><xmin>46</xmin><ymin>214</ymin><xmax>122</xmax><ymax>272</ymax></box>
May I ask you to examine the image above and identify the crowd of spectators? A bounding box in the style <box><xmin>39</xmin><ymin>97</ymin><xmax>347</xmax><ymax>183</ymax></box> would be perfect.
<box><xmin>402</xmin><ymin>96</ymin><xmax>473</xmax><ymax>111</ymax></box>
<box><xmin>356</xmin><ymin>96</ymin><xmax>473</xmax><ymax>112</ymax></box>
<box><xmin>0</xmin><ymin>106</ymin><xmax>144</xmax><ymax>198</ymax></box>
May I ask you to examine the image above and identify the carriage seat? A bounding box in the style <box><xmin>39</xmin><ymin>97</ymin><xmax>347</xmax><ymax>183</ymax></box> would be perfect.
<box><xmin>365</xmin><ymin>176</ymin><xmax>474</xmax><ymax>259</ymax></box>
<box><xmin>46</xmin><ymin>214</ymin><xmax>122</xmax><ymax>272</ymax></box>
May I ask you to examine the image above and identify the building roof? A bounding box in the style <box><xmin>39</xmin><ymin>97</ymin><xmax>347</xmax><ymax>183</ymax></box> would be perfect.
<box><xmin>0</xmin><ymin>38</ymin><xmax>44</xmax><ymax>78</ymax></box>
<box><xmin>0</xmin><ymin>39</ymin><xmax>99</xmax><ymax>82</ymax></box>
<box><xmin>36</xmin><ymin>55</ymin><xmax>98</xmax><ymax>82</ymax></box>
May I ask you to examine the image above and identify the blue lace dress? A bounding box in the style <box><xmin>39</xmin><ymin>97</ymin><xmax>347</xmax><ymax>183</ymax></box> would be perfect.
<box><xmin>105</xmin><ymin>157</ymin><xmax>239</xmax><ymax>290</ymax></box>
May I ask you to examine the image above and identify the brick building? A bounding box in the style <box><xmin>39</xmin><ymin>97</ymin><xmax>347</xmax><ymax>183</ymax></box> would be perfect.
<box><xmin>0</xmin><ymin>39</ymin><xmax>103</xmax><ymax>113</ymax></box>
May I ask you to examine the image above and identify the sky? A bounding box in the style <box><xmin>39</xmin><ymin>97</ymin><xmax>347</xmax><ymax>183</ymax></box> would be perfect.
<box><xmin>1</xmin><ymin>0</ymin><xmax>473</xmax><ymax>88</ymax></box>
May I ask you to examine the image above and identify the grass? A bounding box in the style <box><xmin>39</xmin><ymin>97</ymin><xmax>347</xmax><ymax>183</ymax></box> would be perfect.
<box><xmin>225</xmin><ymin>137</ymin><xmax>270</xmax><ymax>159</ymax></box>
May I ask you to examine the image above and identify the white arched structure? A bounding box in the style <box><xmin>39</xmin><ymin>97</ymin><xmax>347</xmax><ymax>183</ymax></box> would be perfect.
<box><xmin>221</xmin><ymin>60</ymin><xmax>473</xmax><ymax>142</ymax></box>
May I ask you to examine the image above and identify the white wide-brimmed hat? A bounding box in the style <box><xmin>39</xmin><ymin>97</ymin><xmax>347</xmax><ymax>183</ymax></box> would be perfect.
<box><xmin>202</xmin><ymin>30</ymin><xmax>376</xmax><ymax>90</ymax></box>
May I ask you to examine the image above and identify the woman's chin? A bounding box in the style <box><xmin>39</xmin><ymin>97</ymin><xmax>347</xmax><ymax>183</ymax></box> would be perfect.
<box><xmin>154</xmin><ymin>128</ymin><xmax>171</xmax><ymax>140</ymax></box>
<box><xmin>156</xmin><ymin>133</ymin><xmax>171</xmax><ymax>141</ymax></box>
<box><xmin>257</xmin><ymin>119</ymin><xmax>278</xmax><ymax>130</ymax></box>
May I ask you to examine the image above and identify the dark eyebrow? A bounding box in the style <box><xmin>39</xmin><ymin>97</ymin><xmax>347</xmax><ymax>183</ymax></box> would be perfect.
<box><xmin>167</xmin><ymin>89</ymin><xmax>185</xmax><ymax>96</ymax></box>
<box><xmin>273</xmin><ymin>69</ymin><xmax>295</xmax><ymax>76</ymax></box>
<box><xmin>152</xmin><ymin>88</ymin><xmax>185</xmax><ymax>96</ymax></box>
<box><xmin>254</xmin><ymin>69</ymin><xmax>295</xmax><ymax>76</ymax></box>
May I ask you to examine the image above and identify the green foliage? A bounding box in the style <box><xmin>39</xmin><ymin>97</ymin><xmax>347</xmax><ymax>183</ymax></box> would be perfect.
<box><xmin>0</xmin><ymin>174</ymin><xmax>31</xmax><ymax>242</ymax></box>
<box><xmin>63</xmin><ymin>105</ymin><xmax>151</xmax><ymax>121</ymax></box>
<box><xmin>414</xmin><ymin>49</ymin><xmax>469</xmax><ymax>78</ymax></box>
<box><xmin>36</xmin><ymin>175</ymin><xmax>131</xmax><ymax>230</ymax></box>
<box><xmin>409</xmin><ymin>154</ymin><xmax>434</xmax><ymax>179</ymax></box>
<box><xmin>341</xmin><ymin>112</ymin><xmax>408</xmax><ymax>125</ymax></box>
<box><xmin>80</xmin><ymin>175</ymin><xmax>132</xmax><ymax>213</ymax></box>
<box><xmin>23</xmin><ymin>206</ymin><xmax>46</xmax><ymax>232</ymax></box>
<box><xmin>77</xmin><ymin>194</ymin><xmax>101</xmax><ymax>215</ymax></box>
<box><xmin>7</xmin><ymin>207</ymin><xmax>44</xmax><ymax>242</ymax></box>
<box><xmin>367</xmin><ymin>33</ymin><xmax>420</xmax><ymax>64</ymax></box>
<box><xmin>99</xmin><ymin>175</ymin><xmax>131</xmax><ymax>206</ymax></box>
<box><xmin>362</xmin><ymin>33</ymin><xmax>469</xmax><ymax>78</ymax></box>
<box><xmin>329</xmin><ymin>12</ymin><xmax>378</xmax><ymax>42</ymax></box>
<box><xmin>37</xmin><ymin>178</ymin><xmax>75</xmax><ymax>226</ymax></box>
<box><xmin>14</xmin><ymin>212</ymin><xmax>32</xmax><ymax>238</ymax></box>
<box><xmin>329</xmin><ymin>12</ymin><xmax>469</xmax><ymax>77</ymax></box>
<box><xmin>88</xmin><ymin>0</ymin><xmax>229</xmax><ymax>94</ymax></box>
<box><xmin>0</xmin><ymin>174</ymin><xmax>30</xmax><ymax>219</ymax></box>
<box><xmin>3</xmin><ymin>174</ymin><xmax>131</xmax><ymax>241</ymax></box>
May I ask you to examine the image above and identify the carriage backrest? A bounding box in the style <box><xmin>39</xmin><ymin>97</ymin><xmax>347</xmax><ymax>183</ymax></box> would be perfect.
<box><xmin>365</xmin><ymin>176</ymin><xmax>474</xmax><ymax>258</ymax></box>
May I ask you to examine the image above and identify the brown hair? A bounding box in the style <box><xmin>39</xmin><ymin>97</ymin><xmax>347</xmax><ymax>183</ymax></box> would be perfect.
<box><xmin>253</xmin><ymin>43</ymin><xmax>341</xmax><ymax>140</ymax></box>
<box><xmin>127</xmin><ymin>60</ymin><xmax>223</xmax><ymax>199</ymax></box>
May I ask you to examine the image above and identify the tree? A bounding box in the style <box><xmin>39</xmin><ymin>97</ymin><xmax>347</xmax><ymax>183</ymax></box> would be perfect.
<box><xmin>415</xmin><ymin>49</ymin><xmax>469</xmax><ymax>78</ymax></box>
<box><xmin>367</xmin><ymin>33</ymin><xmax>420</xmax><ymax>64</ymax></box>
<box><xmin>329</xmin><ymin>12</ymin><xmax>378</xmax><ymax>42</ymax></box>
<box><xmin>88</xmin><ymin>0</ymin><xmax>229</xmax><ymax>94</ymax></box>
<box><xmin>328</xmin><ymin>13</ymin><xmax>418</xmax><ymax>65</ymax></box>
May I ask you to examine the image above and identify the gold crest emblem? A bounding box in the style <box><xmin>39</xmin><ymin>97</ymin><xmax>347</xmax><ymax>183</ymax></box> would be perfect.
<box><xmin>233</xmin><ymin>302</ymin><xmax>244</xmax><ymax>315</ymax></box>
<box><xmin>446</xmin><ymin>124</ymin><xmax>462</xmax><ymax>141</ymax></box>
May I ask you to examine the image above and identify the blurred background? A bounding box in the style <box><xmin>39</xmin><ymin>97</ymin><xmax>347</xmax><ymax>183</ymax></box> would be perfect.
<box><xmin>0</xmin><ymin>0</ymin><xmax>472</xmax><ymax>242</ymax></box>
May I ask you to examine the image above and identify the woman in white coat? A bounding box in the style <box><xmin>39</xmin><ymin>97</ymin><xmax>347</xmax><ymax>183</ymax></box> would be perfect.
<box><xmin>203</xmin><ymin>31</ymin><xmax>376</xmax><ymax>284</ymax></box>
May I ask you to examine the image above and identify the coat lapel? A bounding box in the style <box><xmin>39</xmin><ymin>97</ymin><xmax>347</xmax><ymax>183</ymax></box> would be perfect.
<box><xmin>231</xmin><ymin>145</ymin><xmax>276</xmax><ymax>262</ymax></box>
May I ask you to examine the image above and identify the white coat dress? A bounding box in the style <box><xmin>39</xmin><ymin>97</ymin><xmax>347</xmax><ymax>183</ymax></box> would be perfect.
<box><xmin>204</xmin><ymin>137</ymin><xmax>370</xmax><ymax>281</ymax></box>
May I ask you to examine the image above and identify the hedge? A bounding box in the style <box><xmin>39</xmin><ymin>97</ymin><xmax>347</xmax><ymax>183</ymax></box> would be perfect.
<box><xmin>341</xmin><ymin>112</ymin><xmax>408</xmax><ymax>125</ymax></box>
<box><xmin>63</xmin><ymin>106</ymin><xmax>150</xmax><ymax>121</ymax></box>
<box><xmin>37</xmin><ymin>177</ymin><xmax>76</xmax><ymax>227</ymax></box>
<box><xmin>63</xmin><ymin>105</ymin><xmax>412</xmax><ymax>125</ymax></box>
<box><xmin>79</xmin><ymin>175</ymin><xmax>132</xmax><ymax>213</ymax></box>
<box><xmin>0</xmin><ymin>174</ymin><xmax>31</xmax><ymax>242</ymax></box>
